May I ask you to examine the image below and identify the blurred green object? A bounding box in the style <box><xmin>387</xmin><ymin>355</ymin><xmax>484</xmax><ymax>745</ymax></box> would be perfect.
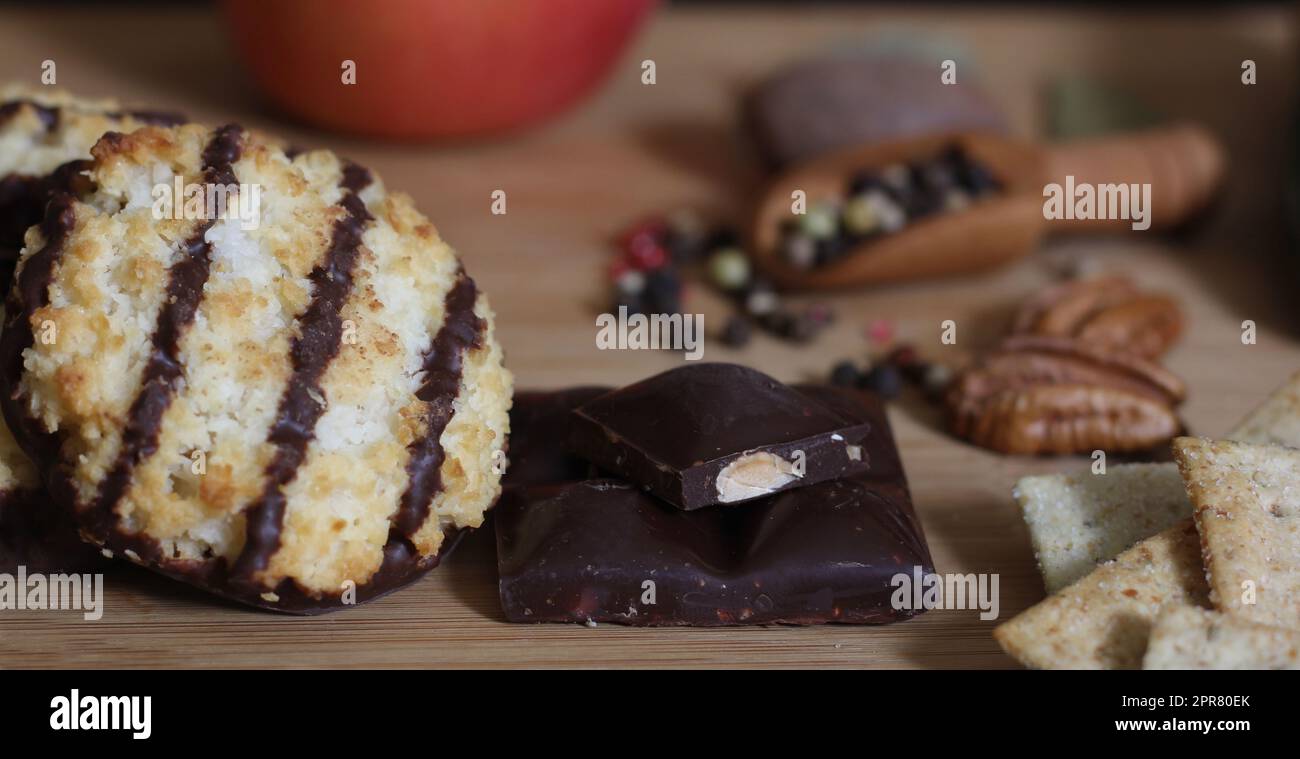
<box><xmin>1048</xmin><ymin>76</ymin><xmax>1163</xmax><ymax>139</ymax></box>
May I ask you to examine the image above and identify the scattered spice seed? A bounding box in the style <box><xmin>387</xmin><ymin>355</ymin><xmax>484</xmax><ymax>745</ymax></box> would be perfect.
<box><xmin>861</xmin><ymin>363</ymin><xmax>903</xmax><ymax>399</ymax></box>
<box><xmin>867</xmin><ymin>318</ymin><xmax>895</xmax><ymax>349</ymax></box>
<box><xmin>923</xmin><ymin>362</ymin><xmax>954</xmax><ymax>399</ymax></box>
<box><xmin>707</xmin><ymin>247</ymin><xmax>751</xmax><ymax>292</ymax></box>
<box><xmin>887</xmin><ymin>343</ymin><xmax>926</xmax><ymax>383</ymax></box>
<box><xmin>842</xmin><ymin>194</ymin><xmax>880</xmax><ymax>236</ymax></box>
<box><xmin>615</xmin><ymin>269</ymin><xmax>645</xmax><ymax>295</ymax></box>
<box><xmin>779</xmin><ymin>145</ymin><xmax>1000</xmax><ymax>271</ymax></box>
<box><xmin>831</xmin><ymin>360</ymin><xmax>862</xmax><ymax>388</ymax></box>
<box><xmin>744</xmin><ymin>285</ymin><xmax>779</xmax><ymax>316</ymax></box>
<box><xmin>628</xmin><ymin>242</ymin><xmax>668</xmax><ymax>271</ymax></box>
<box><xmin>822</xmin><ymin>342</ymin><xmax>953</xmax><ymax>406</ymax></box>
<box><xmin>800</xmin><ymin>202</ymin><xmax>839</xmax><ymax>240</ymax></box>
<box><xmin>803</xmin><ymin>302</ymin><xmax>834</xmax><ymax>326</ymax></box>
<box><xmin>607</xmin><ymin>215</ymin><xmax>683</xmax><ymax>318</ymax></box>
<box><xmin>607</xmin><ymin>215</ymin><xmax>835</xmax><ymax>349</ymax></box>
<box><xmin>663</xmin><ymin>208</ymin><xmax>706</xmax><ymax>264</ymax></box>
<box><xmin>782</xmin><ymin>232</ymin><xmax>817</xmax><ymax>270</ymax></box>
<box><xmin>720</xmin><ymin>315</ymin><xmax>752</xmax><ymax>347</ymax></box>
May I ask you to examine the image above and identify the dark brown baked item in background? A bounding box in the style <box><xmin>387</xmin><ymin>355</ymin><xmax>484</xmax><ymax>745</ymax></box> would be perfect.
<box><xmin>745</xmin><ymin>55</ymin><xmax>1005</xmax><ymax>168</ymax></box>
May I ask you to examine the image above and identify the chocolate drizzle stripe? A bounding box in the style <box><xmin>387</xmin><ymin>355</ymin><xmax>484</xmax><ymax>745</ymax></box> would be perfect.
<box><xmin>89</xmin><ymin>124</ymin><xmax>245</xmax><ymax>532</ymax></box>
<box><xmin>1</xmin><ymin>159</ymin><xmax>95</xmax><ymax>288</ymax></box>
<box><xmin>0</xmin><ymin>99</ymin><xmax>184</xmax><ymax>132</ymax></box>
<box><xmin>229</xmin><ymin>162</ymin><xmax>375</xmax><ymax>581</ymax></box>
<box><xmin>106</xmin><ymin>109</ymin><xmax>186</xmax><ymax>127</ymax></box>
<box><xmin>0</xmin><ymin>195</ymin><xmax>78</xmax><ymax>473</ymax></box>
<box><xmin>391</xmin><ymin>270</ymin><xmax>484</xmax><ymax>539</ymax></box>
<box><xmin>0</xmin><ymin>99</ymin><xmax>60</xmax><ymax>132</ymax></box>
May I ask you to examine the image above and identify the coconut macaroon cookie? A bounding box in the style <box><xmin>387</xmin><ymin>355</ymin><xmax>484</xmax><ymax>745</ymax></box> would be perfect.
<box><xmin>0</xmin><ymin>85</ymin><xmax>182</xmax><ymax>280</ymax></box>
<box><xmin>0</xmin><ymin>122</ymin><xmax>512</xmax><ymax>612</ymax></box>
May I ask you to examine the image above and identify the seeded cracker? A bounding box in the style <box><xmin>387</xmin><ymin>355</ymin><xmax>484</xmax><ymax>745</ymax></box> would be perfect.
<box><xmin>1142</xmin><ymin>606</ymin><xmax>1300</xmax><ymax>669</ymax></box>
<box><xmin>993</xmin><ymin>520</ymin><xmax>1209</xmax><ymax>669</ymax></box>
<box><xmin>1173</xmin><ymin>436</ymin><xmax>1300</xmax><ymax>629</ymax></box>
<box><xmin>1014</xmin><ymin>463</ymin><xmax>1189</xmax><ymax>593</ymax></box>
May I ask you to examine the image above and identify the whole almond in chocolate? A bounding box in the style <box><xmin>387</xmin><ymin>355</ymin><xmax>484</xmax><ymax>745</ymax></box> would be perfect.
<box><xmin>566</xmin><ymin>363</ymin><xmax>871</xmax><ymax>510</ymax></box>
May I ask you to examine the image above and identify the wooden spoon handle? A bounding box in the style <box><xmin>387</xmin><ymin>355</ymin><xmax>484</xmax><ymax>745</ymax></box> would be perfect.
<box><xmin>1042</xmin><ymin>123</ymin><xmax>1225</xmax><ymax>232</ymax></box>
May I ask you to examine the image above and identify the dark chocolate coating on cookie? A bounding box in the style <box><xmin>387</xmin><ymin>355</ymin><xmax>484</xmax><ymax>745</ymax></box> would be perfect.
<box><xmin>566</xmin><ymin>364</ymin><xmax>871</xmax><ymax>510</ymax></box>
<box><xmin>0</xmin><ymin>486</ymin><xmax>106</xmax><ymax>574</ymax></box>
<box><xmin>497</xmin><ymin>384</ymin><xmax>934</xmax><ymax>626</ymax></box>
<box><xmin>0</xmin><ymin>160</ymin><xmax>93</xmax><ymax>290</ymax></box>
<box><xmin>134</xmin><ymin>527</ymin><xmax>466</xmax><ymax>615</ymax></box>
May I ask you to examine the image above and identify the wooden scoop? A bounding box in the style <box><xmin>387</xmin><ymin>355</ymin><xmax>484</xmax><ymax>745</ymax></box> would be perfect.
<box><xmin>751</xmin><ymin>124</ymin><xmax>1226</xmax><ymax>290</ymax></box>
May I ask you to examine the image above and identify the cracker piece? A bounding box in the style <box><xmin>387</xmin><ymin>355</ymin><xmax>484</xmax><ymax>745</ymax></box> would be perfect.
<box><xmin>1174</xmin><ymin>436</ymin><xmax>1300</xmax><ymax>629</ymax></box>
<box><xmin>1227</xmin><ymin>370</ymin><xmax>1300</xmax><ymax>446</ymax></box>
<box><xmin>1014</xmin><ymin>463</ymin><xmax>1190</xmax><ymax>592</ymax></box>
<box><xmin>1143</xmin><ymin>606</ymin><xmax>1300</xmax><ymax>669</ymax></box>
<box><xmin>994</xmin><ymin>520</ymin><xmax>1209</xmax><ymax>669</ymax></box>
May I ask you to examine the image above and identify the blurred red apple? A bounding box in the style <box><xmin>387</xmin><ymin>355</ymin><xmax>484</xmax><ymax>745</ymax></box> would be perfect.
<box><xmin>221</xmin><ymin>0</ymin><xmax>657</xmax><ymax>140</ymax></box>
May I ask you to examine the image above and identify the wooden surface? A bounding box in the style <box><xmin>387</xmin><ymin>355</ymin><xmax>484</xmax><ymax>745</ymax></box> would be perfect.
<box><xmin>0</xmin><ymin>4</ymin><xmax>1297</xmax><ymax>669</ymax></box>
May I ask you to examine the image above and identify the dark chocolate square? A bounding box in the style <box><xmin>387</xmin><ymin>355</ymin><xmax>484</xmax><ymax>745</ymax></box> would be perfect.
<box><xmin>496</xmin><ymin>384</ymin><xmax>934</xmax><ymax>626</ymax></box>
<box><xmin>566</xmin><ymin>364</ymin><xmax>872</xmax><ymax>510</ymax></box>
<box><xmin>504</xmin><ymin>387</ymin><xmax>609</xmax><ymax>489</ymax></box>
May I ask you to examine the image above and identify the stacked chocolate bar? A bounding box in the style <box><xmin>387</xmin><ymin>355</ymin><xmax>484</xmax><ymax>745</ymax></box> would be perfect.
<box><xmin>496</xmin><ymin>363</ymin><xmax>935</xmax><ymax>626</ymax></box>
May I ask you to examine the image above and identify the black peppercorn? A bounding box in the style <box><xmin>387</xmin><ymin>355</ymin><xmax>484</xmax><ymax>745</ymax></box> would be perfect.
<box><xmin>831</xmin><ymin>360</ymin><xmax>862</xmax><ymax>388</ymax></box>
<box><xmin>860</xmin><ymin>364</ymin><xmax>903</xmax><ymax>400</ymax></box>
<box><xmin>644</xmin><ymin>269</ymin><xmax>682</xmax><ymax>314</ymax></box>
<box><xmin>719</xmin><ymin>315</ymin><xmax>752</xmax><ymax>348</ymax></box>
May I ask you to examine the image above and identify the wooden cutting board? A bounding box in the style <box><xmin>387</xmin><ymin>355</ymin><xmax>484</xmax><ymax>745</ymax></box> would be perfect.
<box><xmin>0</xmin><ymin>4</ymin><xmax>1295</xmax><ymax>669</ymax></box>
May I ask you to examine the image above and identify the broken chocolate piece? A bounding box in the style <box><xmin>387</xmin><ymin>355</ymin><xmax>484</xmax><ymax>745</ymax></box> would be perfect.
<box><xmin>497</xmin><ymin>385</ymin><xmax>934</xmax><ymax>626</ymax></box>
<box><xmin>504</xmin><ymin>387</ymin><xmax>609</xmax><ymax>488</ymax></box>
<box><xmin>566</xmin><ymin>364</ymin><xmax>871</xmax><ymax>510</ymax></box>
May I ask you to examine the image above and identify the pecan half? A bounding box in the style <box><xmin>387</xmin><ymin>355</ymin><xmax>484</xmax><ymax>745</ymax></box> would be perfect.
<box><xmin>1074</xmin><ymin>294</ymin><xmax>1183</xmax><ymax>359</ymax></box>
<box><xmin>1012</xmin><ymin>276</ymin><xmax>1138</xmax><ymax>334</ymax></box>
<box><xmin>1011</xmin><ymin>276</ymin><xmax>1183</xmax><ymax>358</ymax></box>
<box><xmin>947</xmin><ymin>335</ymin><xmax>1184</xmax><ymax>455</ymax></box>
